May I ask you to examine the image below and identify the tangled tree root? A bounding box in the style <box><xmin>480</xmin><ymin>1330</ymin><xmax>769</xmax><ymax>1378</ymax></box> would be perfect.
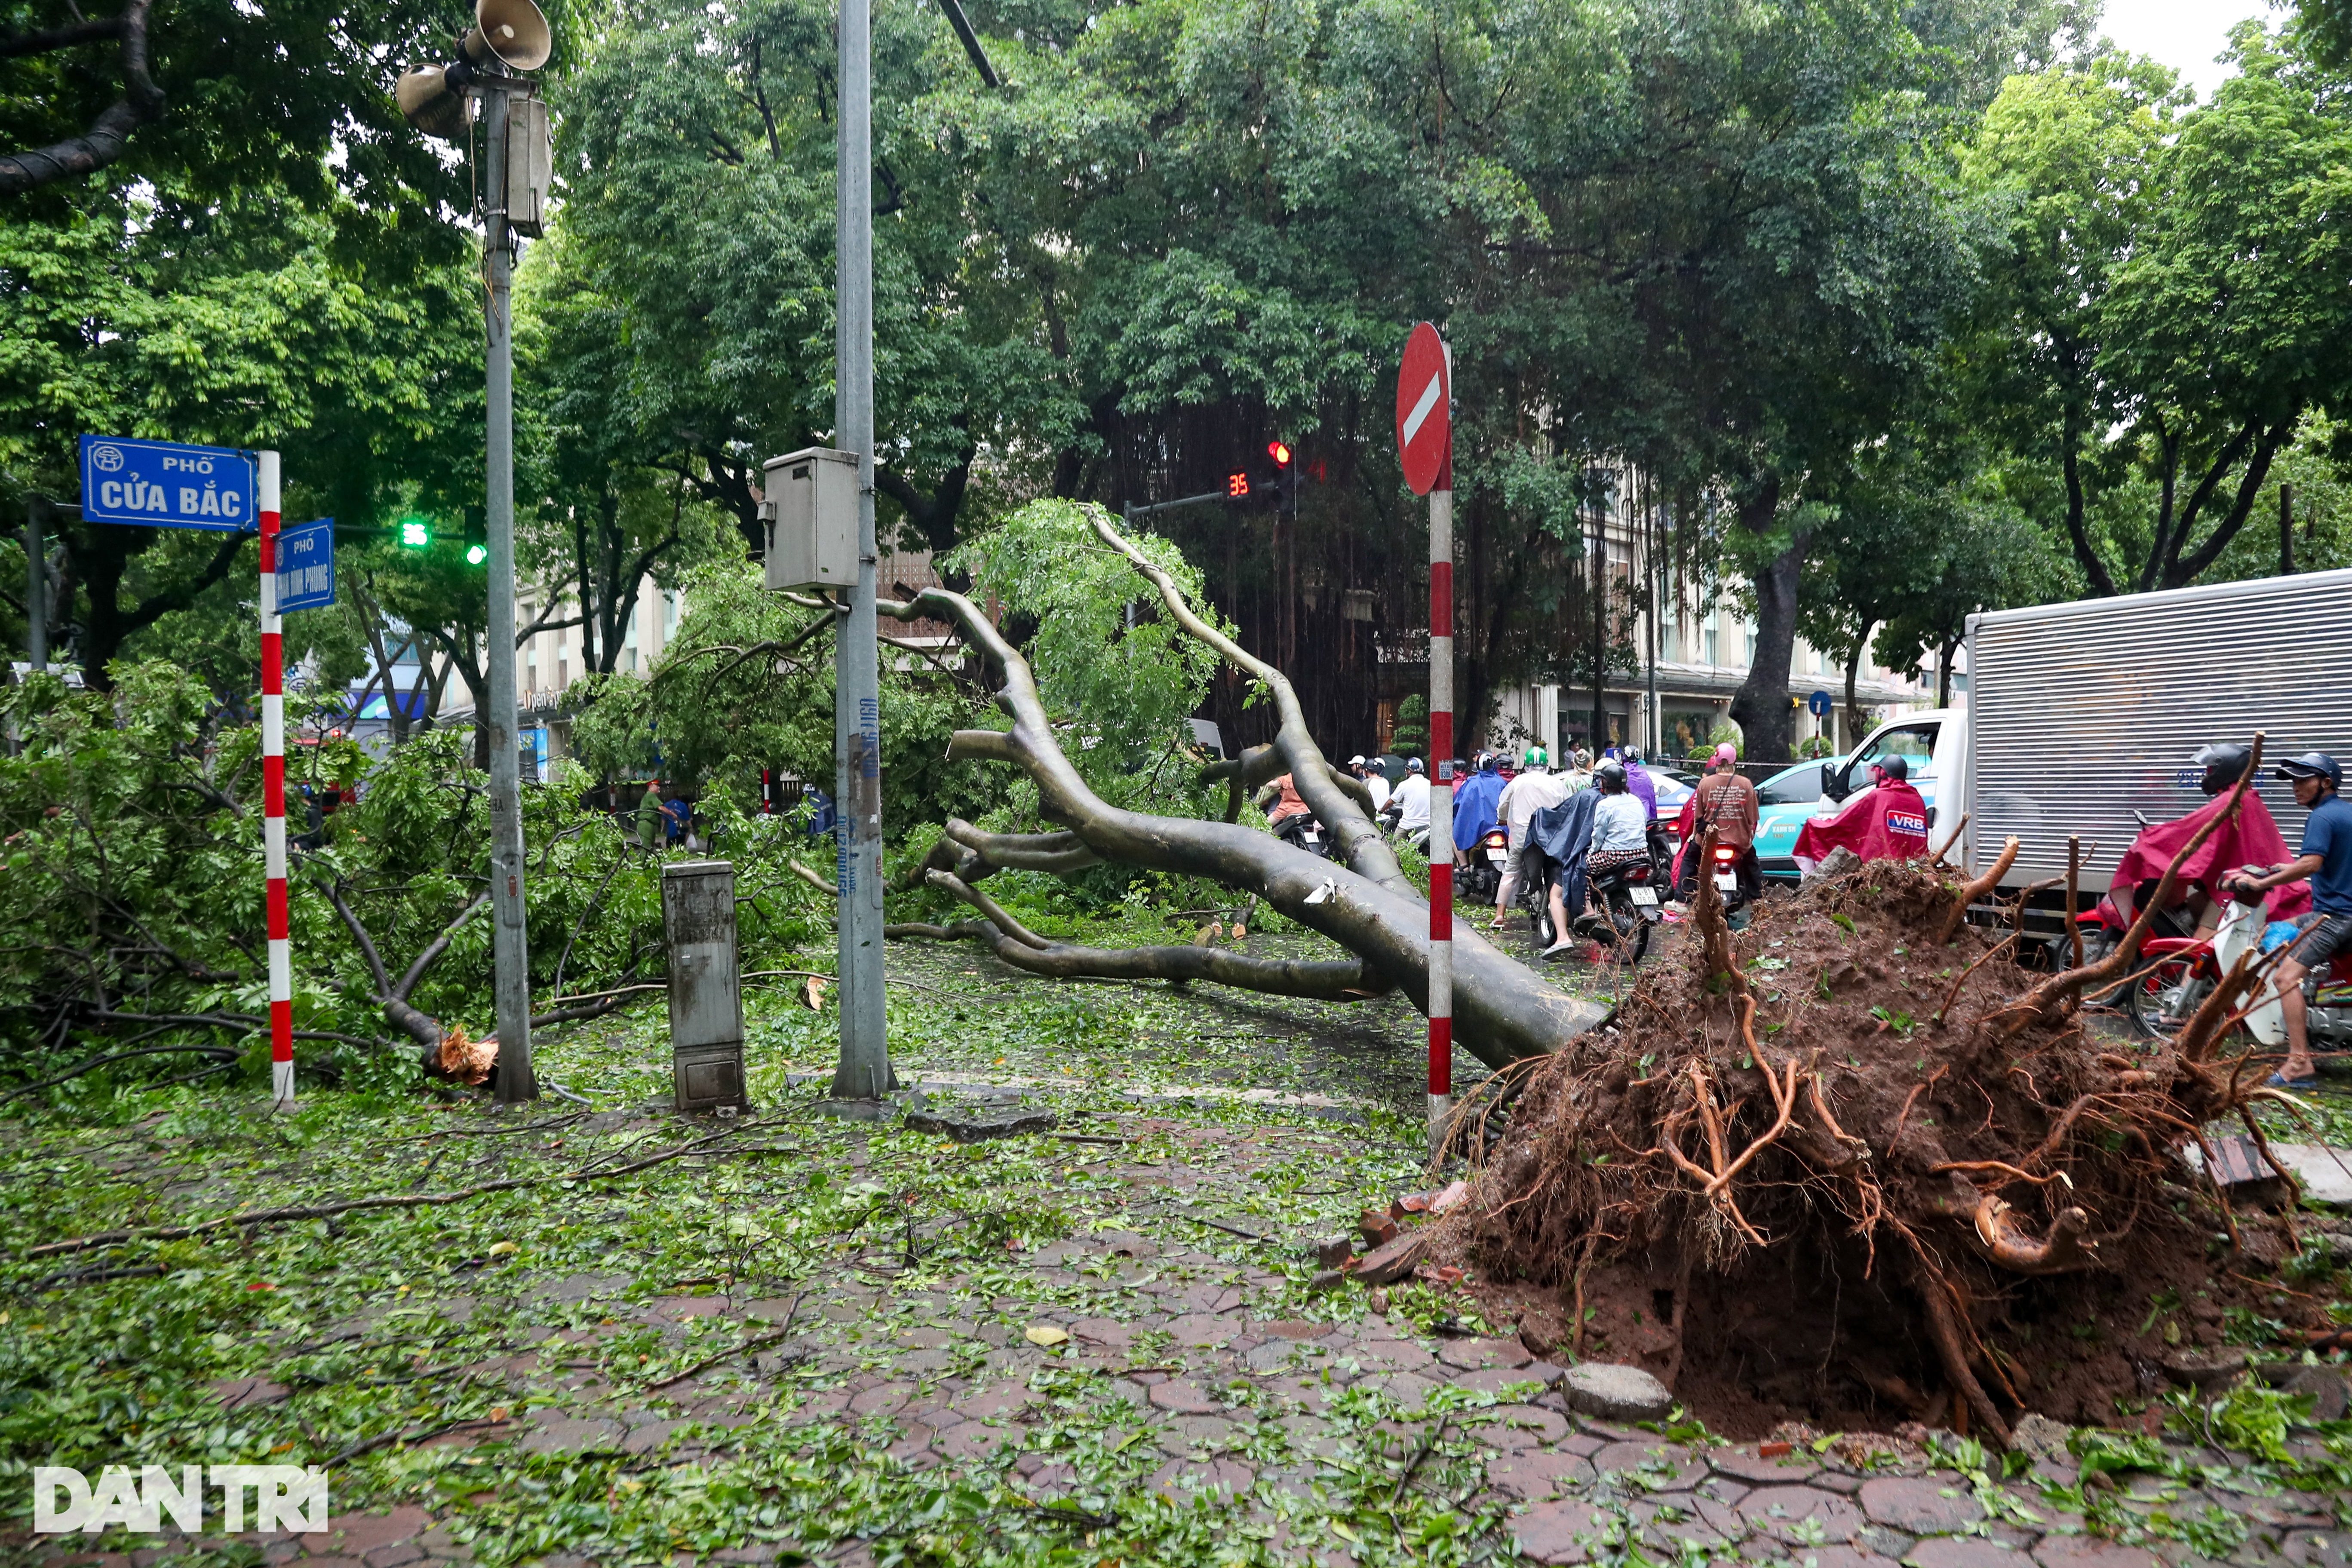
<box><xmin>1440</xmin><ymin>778</ymin><xmax>2322</xmax><ymax>1442</ymax></box>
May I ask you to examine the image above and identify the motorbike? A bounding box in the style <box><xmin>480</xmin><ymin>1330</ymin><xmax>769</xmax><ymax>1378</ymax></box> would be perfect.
<box><xmin>1461</xmin><ymin>826</ymin><xmax>1511</xmax><ymax>904</ymax></box>
<box><xmin>1577</xmin><ymin>854</ymin><xmax>1664</xmax><ymax>964</ymax></box>
<box><xmin>2080</xmin><ymin>807</ymin><xmax>2226</xmax><ymax>964</ymax></box>
<box><xmin>2128</xmin><ymin>867</ymin><xmax>2352</xmax><ymax>1049</ymax></box>
<box><xmin>1698</xmin><ymin>840</ymin><xmax>1751</xmax><ymax>921</ymax></box>
<box><xmin>1515</xmin><ymin>862</ymin><xmax>1560</xmax><ymax>951</ymax></box>
<box><xmin>1646</xmin><ymin>822</ymin><xmax>1677</xmax><ymax>885</ymax></box>
<box><xmin>1274</xmin><ymin>812</ymin><xmax>1332</xmax><ymax>859</ymax></box>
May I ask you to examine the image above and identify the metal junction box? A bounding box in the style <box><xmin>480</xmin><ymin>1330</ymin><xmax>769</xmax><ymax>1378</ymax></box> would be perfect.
<box><xmin>506</xmin><ymin>96</ymin><xmax>552</xmax><ymax>239</ymax></box>
<box><xmin>761</xmin><ymin>447</ymin><xmax>859</xmax><ymax>593</ymax></box>
<box><xmin>661</xmin><ymin>860</ymin><xmax>748</xmax><ymax>1113</ymax></box>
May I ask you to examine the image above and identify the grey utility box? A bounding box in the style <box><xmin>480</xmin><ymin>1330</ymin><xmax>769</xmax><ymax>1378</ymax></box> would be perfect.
<box><xmin>506</xmin><ymin>96</ymin><xmax>552</xmax><ymax>239</ymax></box>
<box><xmin>662</xmin><ymin>860</ymin><xmax>749</xmax><ymax>1113</ymax></box>
<box><xmin>761</xmin><ymin>447</ymin><xmax>859</xmax><ymax>593</ymax></box>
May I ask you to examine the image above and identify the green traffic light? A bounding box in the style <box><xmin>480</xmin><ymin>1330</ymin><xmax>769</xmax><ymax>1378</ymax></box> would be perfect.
<box><xmin>399</xmin><ymin>519</ymin><xmax>431</xmax><ymax>548</ymax></box>
<box><xmin>466</xmin><ymin>543</ymin><xmax>488</xmax><ymax>565</ymax></box>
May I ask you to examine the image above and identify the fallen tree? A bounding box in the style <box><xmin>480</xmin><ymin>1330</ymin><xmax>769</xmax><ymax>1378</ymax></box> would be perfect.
<box><xmin>1429</xmin><ymin>747</ymin><xmax>2328</xmax><ymax>1441</ymax></box>
<box><xmin>877</xmin><ymin>504</ymin><xmax>1610</xmax><ymax>1068</ymax></box>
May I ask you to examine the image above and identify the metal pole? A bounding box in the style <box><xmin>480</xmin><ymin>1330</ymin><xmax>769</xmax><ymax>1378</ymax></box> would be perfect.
<box><xmin>258</xmin><ymin>453</ymin><xmax>293</xmax><ymax>1109</ymax></box>
<box><xmin>1646</xmin><ymin>487</ymin><xmax>1659</xmax><ymax>757</ymax></box>
<box><xmin>832</xmin><ymin>0</ymin><xmax>890</xmax><ymax>1103</ymax></box>
<box><xmin>1427</xmin><ymin>471</ymin><xmax>1454</xmax><ymax>1157</ymax></box>
<box><xmin>23</xmin><ymin>497</ymin><xmax>42</xmax><ymax>671</ymax></box>
<box><xmin>485</xmin><ymin>86</ymin><xmax>536</xmax><ymax>1102</ymax></box>
<box><xmin>1591</xmin><ymin>491</ymin><xmax>1605</xmax><ymax>754</ymax></box>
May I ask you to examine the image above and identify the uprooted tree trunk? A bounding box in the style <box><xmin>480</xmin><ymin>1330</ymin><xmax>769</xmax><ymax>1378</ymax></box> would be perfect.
<box><xmin>879</xmin><ymin>509</ymin><xmax>1609</xmax><ymax>1068</ymax></box>
<box><xmin>1431</xmin><ymin>737</ymin><xmax>2331</xmax><ymax>1442</ymax></box>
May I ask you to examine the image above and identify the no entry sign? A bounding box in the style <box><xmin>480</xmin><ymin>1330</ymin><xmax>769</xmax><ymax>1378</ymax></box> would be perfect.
<box><xmin>1395</xmin><ymin>322</ymin><xmax>1451</xmax><ymax>497</ymax></box>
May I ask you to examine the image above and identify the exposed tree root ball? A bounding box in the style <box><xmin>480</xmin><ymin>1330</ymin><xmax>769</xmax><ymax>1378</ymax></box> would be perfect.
<box><xmin>1439</xmin><ymin>847</ymin><xmax>2321</xmax><ymax>1442</ymax></box>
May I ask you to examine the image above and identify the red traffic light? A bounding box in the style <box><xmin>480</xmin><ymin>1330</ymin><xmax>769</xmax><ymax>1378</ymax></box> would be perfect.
<box><xmin>1267</xmin><ymin>440</ymin><xmax>1292</xmax><ymax>467</ymax></box>
<box><xmin>1227</xmin><ymin>472</ymin><xmax>1251</xmax><ymax>498</ymax></box>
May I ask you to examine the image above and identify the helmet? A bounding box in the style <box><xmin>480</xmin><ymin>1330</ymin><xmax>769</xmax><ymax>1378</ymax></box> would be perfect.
<box><xmin>1871</xmin><ymin>754</ymin><xmax>1909</xmax><ymax>782</ymax></box>
<box><xmin>1406</xmin><ymin>757</ymin><xmax>1425</xmax><ymax>773</ymax></box>
<box><xmin>1595</xmin><ymin>760</ymin><xmax>1627</xmax><ymax>791</ymax></box>
<box><xmin>2277</xmin><ymin>752</ymin><xmax>2343</xmax><ymax>790</ymax></box>
<box><xmin>2192</xmin><ymin>743</ymin><xmax>2251</xmax><ymax>798</ymax></box>
<box><xmin>1522</xmin><ymin>746</ymin><xmax>1548</xmax><ymax>768</ymax></box>
<box><xmin>1348</xmin><ymin>755</ymin><xmax>1367</xmax><ymax>767</ymax></box>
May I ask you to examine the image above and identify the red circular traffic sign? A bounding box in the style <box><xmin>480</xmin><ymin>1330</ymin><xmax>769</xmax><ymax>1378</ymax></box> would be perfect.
<box><xmin>1395</xmin><ymin>322</ymin><xmax>1451</xmax><ymax>496</ymax></box>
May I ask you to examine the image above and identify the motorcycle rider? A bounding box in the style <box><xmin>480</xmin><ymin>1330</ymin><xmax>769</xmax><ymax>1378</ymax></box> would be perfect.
<box><xmin>1682</xmin><ymin>742</ymin><xmax>1762</xmax><ymax>903</ymax></box>
<box><xmin>1451</xmin><ymin>751</ymin><xmax>1506</xmax><ymax>865</ymax></box>
<box><xmin>1391</xmin><ymin>757</ymin><xmax>1431</xmax><ymax>841</ymax></box>
<box><xmin>1493</xmin><ymin>747</ymin><xmax>1573</xmax><ymax>927</ymax></box>
<box><xmin>2108</xmin><ymin>742</ymin><xmax>2308</xmax><ymax>936</ymax></box>
<box><xmin>1254</xmin><ymin>771</ymin><xmax>1317</xmax><ymax>850</ymax></box>
<box><xmin>1585</xmin><ymin>760</ymin><xmax>1649</xmax><ymax>882</ymax></box>
<box><xmin>1792</xmin><ymin>754</ymin><xmax>1931</xmax><ymax>874</ymax></box>
<box><xmin>2224</xmin><ymin>753</ymin><xmax>2352</xmax><ymax>1089</ymax></box>
<box><xmin>1621</xmin><ymin>747</ymin><xmax>1658</xmax><ymax>822</ymax></box>
<box><xmin>1349</xmin><ymin>755</ymin><xmax>1392</xmax><ymax>816</ymax></box>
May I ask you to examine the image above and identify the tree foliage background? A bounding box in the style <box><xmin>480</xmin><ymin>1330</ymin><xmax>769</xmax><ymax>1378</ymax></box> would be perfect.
<box><xmin>14</xmin><ymin>0</ymin><xmax>2352</xmax><ymax>1085</ymax></box>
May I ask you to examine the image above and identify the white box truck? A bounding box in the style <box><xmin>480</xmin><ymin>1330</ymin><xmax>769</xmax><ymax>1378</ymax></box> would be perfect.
<box><xmin>1950</xmin><ymin>568</ymin><xmax>2352</xmax><ymax>952</ymax></box>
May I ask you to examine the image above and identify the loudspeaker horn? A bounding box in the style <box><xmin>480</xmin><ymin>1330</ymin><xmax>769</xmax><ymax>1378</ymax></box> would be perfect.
<box><xmin>461</xmin><ymin>0</ymin><xmax>552</xmax><ymax>71</ymax></box>
<box><xmin>395</xmin><ymin>64</ymin><xmax>472</xmax><ymax>139</ymax></box>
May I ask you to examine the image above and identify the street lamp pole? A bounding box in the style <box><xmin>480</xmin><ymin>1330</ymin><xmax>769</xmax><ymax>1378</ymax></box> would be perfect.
<box><xmin>831</xmin><ymin>0</ymin><xmax>889</xmax><ymax>1103</ymax></box>
<box><xmin>484</xmin><ymin>83</ymin><xmax>535</xmax><ymax>1102</ymax></box>
<box><xmin>23</xmin><ymin>497</ymin><xmax>42</xmax><ymax>672</ymax></box>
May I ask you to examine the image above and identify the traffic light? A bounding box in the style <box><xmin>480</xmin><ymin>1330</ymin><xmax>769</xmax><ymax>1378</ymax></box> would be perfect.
<box><xmin>398</xmin><ymin>518</ymin><xmax>431</xmax><ymax>549</ymax></box>
<box><xmin>464</xmin><ymin>517</ymin><xmax>488</xmax><ymax>565</ymax></box>
<box><xmin>1225</xmin><ymin>442</ymin><xmax>1299</xmax><ymax>516</ymax></box>
<box><xmin>1267</xmin><ymin>440</ymin><xmax>1297</xmax><ymax>522</ymax></box>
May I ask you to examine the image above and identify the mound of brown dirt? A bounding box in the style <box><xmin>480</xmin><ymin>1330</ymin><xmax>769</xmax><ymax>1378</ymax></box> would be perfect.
<box><xmin>1440</xmin><ymin>845</ymin><xmax>2321</xmax><ymax>1443</ymax></box>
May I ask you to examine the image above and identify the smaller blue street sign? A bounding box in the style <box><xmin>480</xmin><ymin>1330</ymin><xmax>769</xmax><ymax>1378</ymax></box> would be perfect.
<box><xmin>1806</xmin><ymin>690</ymin><xmax>1833</xmax><ymax>717</ymax></box>
<box><xmin>79</xmin><ymin>435</ymin><xmax>256</xmax><ymax>531</ymax></box>
<box><xmin>276</xmin><ymin>519</ymin><xmax>335</xmax><ymax>613</ymax></box>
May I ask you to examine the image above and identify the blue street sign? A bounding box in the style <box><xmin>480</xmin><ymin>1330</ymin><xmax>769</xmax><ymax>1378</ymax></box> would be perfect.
<box><xmin>276</xmin><ymin>519</ymin><xmax>335</xmax><ymax>613</ymax></box>
<box><xmin>1807</xmin><ymin>690</ymin><xmax>1833</xmax><ymax>717</ymax></box>
<box><xmin>79</xmin><ymin>435</ymin><xmax>256</xmax><ymax>531</ymax></box>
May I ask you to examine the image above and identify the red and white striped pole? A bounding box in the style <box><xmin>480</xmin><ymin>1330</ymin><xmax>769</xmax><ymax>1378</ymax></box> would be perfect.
<box><xmin>1428</xmin><ymin>450</ymin><xmax>1454</xmax><ymax>1156</ymax></box>
<box><xmin>257</xmin><ymin>451</ymin><xmax>293</xmax><ymax>1109</ymax></box>
<box><xmin>1397</xmin><ymin>322</ymin><xmax>1455</xmax><ymax>1157</ymax></box>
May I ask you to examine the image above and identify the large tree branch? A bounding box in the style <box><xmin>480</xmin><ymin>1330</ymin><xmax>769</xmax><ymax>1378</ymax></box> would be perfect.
<box><xmin>1082</xmin><ymin>516</ymin><xmax>1408</xmax><ymax>892</ymax></box>
<box><xmin>940</xmin><ymin>818</ymin><xmax>1100</xmax><ymax>874</ymax></box>
<box><xmin>2167</xmin><ymin>420</ymin><xmax>2292</xmax><ymax>588</ymax></box>
<box><xmin>1</xmin><ymin>17</ymin><xmax>123</xmax><ymax>58</ymax></box>
<box><xmin>876</xmin><ymin>520</ymin><xmax>1609</xmax><ymax>1068</ymax></box>
<box><xmin>2060</xmin><ymin>442</ymin><xmax>2117</xmax><ymax>597</ymax></box>
<box><xmin>899</xmin><ymin>874</ymin><xmax>1394</xmax><ymax>1001</ymax></box>
<box><xmin>0</xmin><ymin>1</ymin><xmax>163</xmax><ymax>196</ymax></box>
<box><xmin>2152</xmin><ymin>418</ymin><xmax>2252</xmax><ymax>587</ymax></box>
<box><xmin>394</xmin><ymin>893</ymin><xmax>490</xmax><ymax>1001</ymax></box>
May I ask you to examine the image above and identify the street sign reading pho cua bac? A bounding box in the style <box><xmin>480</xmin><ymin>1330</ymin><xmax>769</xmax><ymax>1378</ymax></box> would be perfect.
<box><xmin>79</xmin><ymin>436</ymin><xmax>256</xmax><ymax>529</ymax></box>
<box><xmin>276</xmin><ymin>519</ymin><xmax>335</xmax><ymax>612</ymax></box>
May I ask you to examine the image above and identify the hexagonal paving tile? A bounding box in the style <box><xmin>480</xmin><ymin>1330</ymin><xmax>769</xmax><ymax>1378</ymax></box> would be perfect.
<box><xmin>1735</xmin><ymin>1483</ymin><xmax>1867</xmax><ymax>1545</ymax></box>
